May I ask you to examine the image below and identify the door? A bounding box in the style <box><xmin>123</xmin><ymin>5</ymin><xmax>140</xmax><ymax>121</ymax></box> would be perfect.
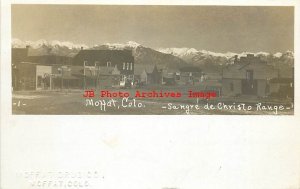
<box><xmin>242</xmin><ymin>70</ymin><xmax>257</xmax><ymax>95</ymax></box>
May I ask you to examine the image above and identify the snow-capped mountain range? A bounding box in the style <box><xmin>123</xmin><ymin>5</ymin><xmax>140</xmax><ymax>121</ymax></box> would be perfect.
<box><xmin>12</xmin><ymin>39</ymin><xmax>142</xmax><ymax>51</ymax></box>
<box><xmin>12</xmin><ymin>39</ymin><xmax>187</xmax><ymax>69</ymax></box>
<box><xmin>157</xmin><ymin>47</ymin><xmax>292</xmax><ymax>60</ymax></box>
<box><xmin>12</xmin><ymin>38</ymin><xmax>89</xmax><ymax>50</ymax></box>
<box><xmin>93</xmin><ymin>41</ymin><xmax>141</xmax><ymax>50</ymax></box>
<box><xmin>12</xmin><ymin>38</ymin><xmax>294</xmax><ymax>68</ymax></box>
<box><xmin>157</xmin><ymin>47</ymin><xmax>294</xmax><ymax>68</ymax></box>
<box><xmin>158</xmin><ymin>47</ymin><xmax>236</xmax><ymax>59</ymax></box>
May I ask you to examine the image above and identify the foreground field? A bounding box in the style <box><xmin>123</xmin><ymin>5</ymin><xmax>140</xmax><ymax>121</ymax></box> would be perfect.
<box><xmin>12</xmin><ymin>89</ymin><xmax>293</xmax><ymax>115</ymax></box>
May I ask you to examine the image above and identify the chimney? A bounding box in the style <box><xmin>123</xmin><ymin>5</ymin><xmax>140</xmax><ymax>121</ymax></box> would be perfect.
<box><xmin>234</xmin><ymin>55</ymin><xmax>238</xmax><ymax>64</ymax></box>
<box><xmin>247</xmin><ymin>54</ymin><xmax>254</xmax><ymax>58</ymax></box>
<box><xmin>25</xmin><ymin>45</ymin><xmax>30</xmax><ymax>56</ymax></box>
<box><xmin>47</xmin><ymin>47</ymin><xmax>52</xmax><ymax>54</ymax></box>
<box><xmin>81</xmin><ymin>46</ymin><xmax>83</xmax><ymax>50</ymax></box>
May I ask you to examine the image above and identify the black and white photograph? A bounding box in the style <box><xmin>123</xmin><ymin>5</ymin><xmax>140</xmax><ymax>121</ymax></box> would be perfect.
<box><xmin>11</xmin><ymin>5</ymin><xmax>294</xmax><ymax>115</ymax></box>
<box><xmin>1</xmin><ymin>1</ymin><xmax>300</xmax><ymax>189</ymax></box>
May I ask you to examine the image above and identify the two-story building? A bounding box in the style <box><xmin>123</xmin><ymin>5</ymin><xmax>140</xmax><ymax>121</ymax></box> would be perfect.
<box><xmin>222</xmin><ymin>54</ymin><xmax>278</xmax><ymax>97</ymax></box>
<box><xmin>72</xmin><ymin>49</ymin><xmax>134</xmax><ymax>88</ymax></box>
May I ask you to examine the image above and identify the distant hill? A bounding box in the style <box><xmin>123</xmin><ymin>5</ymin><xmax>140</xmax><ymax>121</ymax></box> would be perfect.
<box><xmin>12</xmin><ymin>39</ymin><xmax>188</xmax><ymax>69</ymax></box>
<box><xmin>12</xmin><ymin>38</ymin><xmax>86</xmax><ymax>57</ymax></box>
<box><xmin>157</xmin><ymin>47</ymin><xmax>294</xmax><ymax>66</ymax></box>
<box><xmin>12</xmin><ymin>39</ymin><xmax>294</xmax><ymax>73</ymax></box>
<box><xmin>157</xmin><ymin>47</ymin><xmax>294</xmax><ymax>74</ymax></box>
<box><xmin>90</xmin><ymin>43</ymin><xmax>188</xmax><ymax>69</ymax></box>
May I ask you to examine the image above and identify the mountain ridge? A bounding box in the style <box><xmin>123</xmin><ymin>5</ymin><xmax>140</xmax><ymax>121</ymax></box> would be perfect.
<box><xmin>12</xmin><ymin>39</ymin><xmax>294</xmax><ymax>69</ymax></box>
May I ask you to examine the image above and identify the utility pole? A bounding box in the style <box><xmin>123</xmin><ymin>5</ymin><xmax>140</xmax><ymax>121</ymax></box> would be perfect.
<box><xmin>95</xmin><ymin>62</ymin><xmax>100</xmax><ymax>90</ymax></box>
<box><xmin>83</xmin><ymin>61</ymin><xmax>87</xmax><ymax>90</ymax></box>
<box><xmin>61</xmin><ymin>68</ymin><xmax>64</xmax><ymax>90</ymax></box>
<box><xmin>50</xmin><ymin>74</ymin><xmax>52</xmax><ymax>90</ymax></box>
<box><xmin>58</xmin><ymin>67</ymin><xmax>64</xmax><ymax>91</ymax></box>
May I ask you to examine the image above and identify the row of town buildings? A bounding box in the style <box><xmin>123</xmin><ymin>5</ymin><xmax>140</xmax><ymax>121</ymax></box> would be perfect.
<box><xmin>12</xmin><ymin>46</ymin><xmax>294</xmax><ymax>98</ymax></box>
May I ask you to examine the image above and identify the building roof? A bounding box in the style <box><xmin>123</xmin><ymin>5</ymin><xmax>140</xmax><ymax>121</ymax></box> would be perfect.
<box><xmin>232</xmin><ymin>54</ymin><xmax>268</xmax><ymax>70</ymax></box>
<box><xmin>203</xmin><ymin>80</ymin><xmax>222</xmax><ymax>87</ymax></box>
<box><xmin>70</xmin><ymin>65</ymin><xmax>116</xmax><ymax>77</ymax></box>
<box><xmin>98</xmin><ymin>66</ymin><xmax>115</xmax><ymax>75</ymax></box>
<box><xmin>26</xmin><ymin>55</ymin><xmax>72</xmax><ymax>65</ymax></box>
<box><xmin>179</xmin><ymin>66</ymin><xmax>201</xmax><ymax>72</ymax></box>
<box><xmin>73</xmin><ymin>49</ymin><xmax>134</xmax><ymax>66</ymax></box>
<box><xmin>27</xmin><ymin>47</ymin><xmax>76</xmax><ymax>57</ymax></box>
<box><xmin>162</xmin><ymin>72</ymin><xmax>175</xmax><ymax>78</ymax></box>
<box><xmin>223</xmin><ymin>61</ymin><xmax>277</xmax><ymax>80</ymax></box>
<box><xmin>12</xmin><ymin>48</ymin><xmax>28</xmax><ymax>57</ymax></box>
<box><xmin>12</xmin><ymin>48</ymin><xmax>28</xmax><ymax>65</ymax></box>
<box><xmin>269</xmin><ymin>78</ymin><xmax>293</xmax><ymax>84</ymax></box>
<box><xmin>204</xmin><ymin>72</ymin><xmax>222</xmax><ymax>80</ymax></box>
<box><xmin>134</xmin><ymin>64</ymin><xmax>157</xmax><ymax>75</ymax></box>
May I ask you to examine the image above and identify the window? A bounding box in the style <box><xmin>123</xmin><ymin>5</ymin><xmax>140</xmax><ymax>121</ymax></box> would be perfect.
<box><xmin>246</xmin><ymin>70</ymin><xmax>253</xmax><ymax>81</ymax></box>
<box><xmin>266</xmin><ymin>84</ymin><xmax>270</xmax><ymax>93</ymax></box>
<box><xmin>121</xmin><ymin>75</ymin><xmax>126</xmax><ymax>81</ymax></box>
<box><xmin>84</xmin><ymin>60</ymin><xmax>88</xmax><ymax>66</ymax></box>
<box><xmin>107</xmin><ymin>61</ymin><xmax>111</xmax><ymax>67</ymax></box>
<box><xmin>230</xmin><ymin>83</ymin><xmax>234</xmax><ymax>91</ymax></box>
<box><xmin>127</xmin><ymin>75</ymin><xmax>132</xmax><ymax>80</ymax></box>
<box><xmin>130</xmin><ymin>63</ymin><xmax>133</xmax><ymax>70</ymax></box>
<box><xmin>127</xmin><ymin>63</ymin><xmax>129</xmax><ymax>70</ymax></box>
<box><xmin>123</xmin><ymin>62</ymin><xmax>126</xmax><ymax>70</ymax></box>
<box><xmin>37</xmin><ymin>76</ymin><xmax>43</xmax><ymax>87</ymax></box>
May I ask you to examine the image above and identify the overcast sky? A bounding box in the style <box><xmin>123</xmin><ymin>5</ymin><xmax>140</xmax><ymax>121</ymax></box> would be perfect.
<box><xmin>12</xmin><ymin>5</ymin><xmax>294</xmax><ymax>53</ymax></box>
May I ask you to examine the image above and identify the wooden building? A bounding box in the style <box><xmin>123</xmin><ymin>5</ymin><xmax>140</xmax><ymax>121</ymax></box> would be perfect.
<box><xmin>162</xmin><ymin>68</ymin><xmax>178</xmax><ymax>86</ymax></box>
<box><xmin>73</xmin><ymin>49</ymin><xmax>134</xmax><ymax>75</ymax></box>
<box><xmin>12</xmin><ymin>47</ymin><xmax>135</xmax><ymax>90</ymax></box>
<box><xmin>71</xmin><ymin>65</ymin><xmax>121</xmax><ymax>88</ymax></box>
<box><xmin>73</xmin><ymin>49</ymin><xmax>134</xmax><ymax>88</ymax></box>
<box><xmin>176</xmin><ymin>66</ymin><xmax>202</xmax><ymax>85</ymax></box>
<box><xmin>222</xmin><ymin>54</ymin><xmax>278</xmax><ymax>97</ymax></box>
<box><xmin>134</xmin><ymin>64</ymin><xmax>161</xmax><ymax>86</ymax></box>
<box><xmin>26</xmin><ymin>46</ymin><xmax>73</xmax><ymax>65</ymax></box>
<box><xmin>12</xmin><ymin>47</ymin><xmax>29</xmax><ymax>90</ymax></box>
<box><xmin>14</xmin><ymin>62</ymin><xmax>80</xmax><ymax>91</ymax></box>
<box><xmin>12</xmin><ymin>46</ymin><xmax>74</xmax><ymax>90</ymax></box>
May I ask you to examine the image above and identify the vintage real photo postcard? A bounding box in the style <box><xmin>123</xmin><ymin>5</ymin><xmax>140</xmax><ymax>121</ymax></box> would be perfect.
<box><xmin>1</xmin><ymin>1</ymin><xmax>300</xmax><ymax>189</ymax></box>
<box><xmin>10</xmin><ymin>4</ymin><xmax>295</xmax><ymax>115</ymax></box>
